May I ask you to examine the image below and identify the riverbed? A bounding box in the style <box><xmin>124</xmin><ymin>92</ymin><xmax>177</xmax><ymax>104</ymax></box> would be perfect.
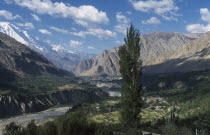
<box><xmin>0</xmin><ymin>106</ymin><xmax>70</xmax><ymax>135</ymax></box>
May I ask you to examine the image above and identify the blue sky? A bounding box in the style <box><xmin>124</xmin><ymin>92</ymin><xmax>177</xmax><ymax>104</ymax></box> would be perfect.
<box><xmin>0</xmin><ymin>0</ymin><xmax>210</xmax><ymax>54</ymax></box>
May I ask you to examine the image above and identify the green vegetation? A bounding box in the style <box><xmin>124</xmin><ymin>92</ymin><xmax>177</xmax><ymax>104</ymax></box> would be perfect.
<box><xmin>3</xmin><ymin>70</ymin><xmax>210</xmax><ymax>134</ymax></box>
<box><xmin>2</xmin><ymin>25</ymin><xmax>210</xmax><ymax>134</ymax></box>
<box><xmin>0</xmin><ymin>75</ymin><xmax>75</xmax><ymax>95</ymax></box>
<box><xmin>0</xmin><ymin>75</ymin><xmax>102</xmax><ymax>97</ymax></box>
<box><xmin>69</xmin><ymin>70</ymin><xmax>210</xmax><ymax>134</ymax></box>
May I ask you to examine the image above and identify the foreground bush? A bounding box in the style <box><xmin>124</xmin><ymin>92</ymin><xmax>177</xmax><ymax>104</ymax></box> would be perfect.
<box><xmin>3</xmin><ymin>122</ymin><xmax>23</xmax><ymax>135</ymax></box>
<box><xmin>162</xmin><ymin>123</ymin><xmax>209</xmax><ymax>135</ymax></box>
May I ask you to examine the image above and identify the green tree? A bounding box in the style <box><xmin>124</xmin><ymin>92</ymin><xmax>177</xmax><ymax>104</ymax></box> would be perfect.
<box><xmin>118</xmin><ymin>24</ymin><xmax>144</xmax><ymax>128</ymax></box>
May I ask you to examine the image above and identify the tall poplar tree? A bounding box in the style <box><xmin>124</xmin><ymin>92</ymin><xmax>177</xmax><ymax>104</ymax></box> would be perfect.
<box><xmin>118</xmin><ymin>24</ymin><xmax>144</xmax><ymax>128</ymax></box>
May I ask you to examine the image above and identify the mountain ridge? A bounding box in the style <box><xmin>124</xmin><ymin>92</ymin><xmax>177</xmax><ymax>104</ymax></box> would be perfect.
<box><xmin>75</xmin><ymin>32</ymin><xmax>202</xmax><ymax>76</ymax></box>
<box><xmin>144</xmin><ymin>31</ymin><xmax>210</xmax><ymax>73</ymax></box>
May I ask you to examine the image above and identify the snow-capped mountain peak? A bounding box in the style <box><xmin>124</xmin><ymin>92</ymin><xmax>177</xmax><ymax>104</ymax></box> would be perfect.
<box><xmin>0</xmin><ymin>22</ymin><xmax>28</xmax><ymax>45</ymax></box>
<box><xmin>0</xmin><ymin>21</ymin><xmax>95</xmax><ymax>72</ymax></box>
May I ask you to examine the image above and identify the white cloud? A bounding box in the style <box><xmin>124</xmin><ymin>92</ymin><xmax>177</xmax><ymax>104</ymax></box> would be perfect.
<box><xmin>49</xmin><ymin>26</ymin><xmax>115</xmax><ymax>39</ymax></box>
<box><xmin>69</xmin><ymin>40</ymin><xmax>83</xmax><ymax>48</ymax></box>
<box><xmin>50</xmin><ymin>26</ymin><xmax>70</xmax><ymax>34</ymax></box>
<box><xmin>200</xmin><ymin>8</ymin><xmax>210</xmax><ymax>23</ymax></box>
<box><xmin>16</xmin><ymin>22</ymin><xmax>34</xmax><ymax>29</ymax></box>
<box><xmin>186</xmin><ymin>24</ymin><xmax>210</xmax><ymax>33</ymax></box>
<box><xmin>70</xmin><ymin>28</ymin><xmax>117</xmax><ymax>39</ymax></box>
<box><xmin>142</xmin><ymin>17</ymin><xmax>161</xmax><ymax>24</ymax></box>
<box><xmin>39</xmin><ymin>29</ymin><xmax>51</xmax><ymax>35</ymax></box>
<box><xmin>114</xmin><ymin>12</ymin><xmax>130</xmax><ymax>34</ymax></box>
<box><xmin>50</xmin><ymin>25</ymin><xmax>116</xmax><ymax>39</ymax></box>
<box><xmin>186</xmin><ymin>8</ymin><xmax>210</xmax><ymax>33</ymax></box>
<box><xmin>161</xmin><ymin>15</ymin><xmax>177</xmax><ymax>21</ymax></box>
<box><xmin>8</xmin><ymin>0</ymin><xmax>109</xmax><ymax>27</ymax></box>
<box><xmin>31</xmin><ymin>14</ymin><xmax>41</xmax><ymax>21</ymax></box>
<box><xmin>129</xmin><ymin>0</ymin><xmax>179</xmax><ymax>20</ymax></box>
<box><xmin>87</xmin><ymin>46</ymin><xmax>96</xmax><ymax>50</ymax></box>
<box><xmin>116</xmin><ymin>12</ymin><xmax>129</xmax><ymax>24</ymax></box>
<box><xmin>0</xmin><ymin>10</ymin><xmax>21</xmax><ymax>20</ymax></box>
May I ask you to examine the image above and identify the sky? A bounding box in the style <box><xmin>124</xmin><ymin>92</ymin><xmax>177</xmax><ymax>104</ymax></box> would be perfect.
<box><xmin>0</xmin><ymin>0</ymin><xmax>210</xmax><ymax>54</ymax></box>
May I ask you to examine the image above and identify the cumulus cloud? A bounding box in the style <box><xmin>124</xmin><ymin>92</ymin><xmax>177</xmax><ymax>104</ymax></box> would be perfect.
<box><xmin>7</xmin><ymin>0</ymin><xmax>109</xmax><ymax>27</ymax></box>
<box><xmin>114</xmin><ymin>12</ymin><xmax>130</xmax><ymax>34</ymax></box>
<box><xmin>0</xmin><ymin>10</ymin><xmax>21</xmax><ymax>20</ymax></box>
<box><xmin>70</xmin><ymin>28</ymin><xmax>117</xmax><ymax>39</ymax></box>
<box><xmin>69</xmin><ymin>40</ymin><xmax>83</xmax><ymax>48</ymax></box>
<box><xmin>186</xmin><ymin>24</ymin><xmax>210</xmax><ymax>33</ymax></box>
<box><xmin>50</xmin><ymin>25</ymin><xmax>116</xmax><ymax>39</ymax></box>
<box><xmin>142</xmin><ymin>17</ymin><xmax>161</xmax><ymax>24</ymax></box>
<box><xmin>50</xmin><ymin>26</ymin><xmax>116</xmax><ymax>39</ymax></box>
<box><xmin>39</xmin><ymin>29</ymin><xmax>51</xmax><ymax>35</ymax></box>
<box><xmin>31</xmin><ymin>14</ymin><xmax>41</xmax><ymax>21</ymax></box>
<box><xmin>200</xmin><ymin>8</ymin><xmax>210</xmax><ymax>23</ymax></box>
<box><xmin>50</xmin><ymin>26</ymin><xmax>70</xmax><ymax>34</ymax></box>
<box><xmin>16</xmin><ymin>22</ymin><xmax>34</xmax><ymax>29</ymax></box>
<box><xmin>186</xmin><ymin>8</ymin><xmax>210</xmax><ymax>33</ymax></box>
<box><xmin>129</xmin><ymin>0</ymin><xmax>179</xmax><ymax>20</ymax></box>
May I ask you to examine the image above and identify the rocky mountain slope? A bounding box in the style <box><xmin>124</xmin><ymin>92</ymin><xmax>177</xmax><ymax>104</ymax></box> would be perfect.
<box><xmin>0</xmin><ymin>88</ymin><xmax>107</xmax><ymax>118</ymax></box>
<box><xmin>0</xmin><ymin>22</ymin><xmax>94</xmax><ymax>71</ymax></box>
<box><xmin>145</xmin><ymin>31</ymin><xmax>210</xmax><ymax>73</ymax></box>
<box><xmin>75</xmin><ymin>32</ymin><xmax>201</xmax><ymax>76</ymax></box>
<box><xmin>0</xmin><ymin>32</ymin><xmax>68</xmax><ymax>81</ymax></box>
<box><xmin>0</xmin><ymin>32</ymin><xmax>108</xmax><ymax>117</ymax></box>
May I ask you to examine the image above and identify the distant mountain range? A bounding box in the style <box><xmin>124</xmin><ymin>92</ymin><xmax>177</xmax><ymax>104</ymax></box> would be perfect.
<box><xmin>1</xmin><ymin>21</ymin><xmax>208</xmax><ymax>77</ymax></box>
<box><xmin>75</xmin><ymin>32</ymin><xmax>204</xmax><ymax>76</ymax></box>
<box><xmin>0</xmin><ymin>22</ymin><xmax>94</xmax><ymax>72</ymax></box>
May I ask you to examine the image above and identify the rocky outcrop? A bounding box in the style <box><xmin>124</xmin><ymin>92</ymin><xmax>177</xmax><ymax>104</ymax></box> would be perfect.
<box><xmin>75</xmin><ymin>32</ymin><xmax>201</xmax><ymax>76</ymax></box>
<box><xmin>0</xmin><ymin>89</ymin><xmax>108</xmax><ymax>118</ymax></box>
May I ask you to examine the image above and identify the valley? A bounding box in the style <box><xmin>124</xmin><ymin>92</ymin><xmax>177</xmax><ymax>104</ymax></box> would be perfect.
<box><xmin>0</xmin><ymin>6</ymin><xmax>210</xmax><ymax>133</ymax></box>
<box><xmin>1</xmin><ymin>28</ymin><xmax>210</xmax><ymax>134</ymax></box>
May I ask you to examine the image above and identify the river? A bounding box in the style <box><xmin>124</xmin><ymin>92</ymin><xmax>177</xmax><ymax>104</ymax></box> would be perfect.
<box><xmin>0</xmin><ymin>106</ymin><xmax>70</xmax><ymax>135</ymax></box>
<box><xmin>0</xmin><ymin>81</ymin><xmax>121</xmax><ymax>135</ymax></box>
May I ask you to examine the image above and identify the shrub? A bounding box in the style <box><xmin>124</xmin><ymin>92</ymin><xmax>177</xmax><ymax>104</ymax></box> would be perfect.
<box><xmin>3</xmin><ymin>122</ymin><xmax>23</xmax><ymax>135</ymax></box>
